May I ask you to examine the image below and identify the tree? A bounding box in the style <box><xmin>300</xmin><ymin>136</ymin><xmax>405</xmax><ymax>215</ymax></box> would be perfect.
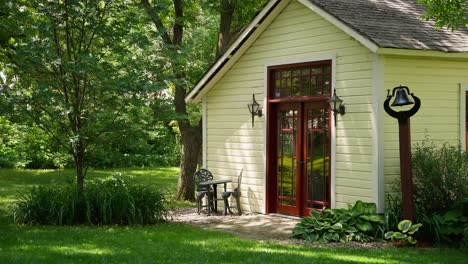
<box><xmin>2</xmin><ymin>0</ymin><xmax>152</xmax><ymax>191</ymax></box>
<box><xmin>140</xmin><ymin>0</ymin><xmax>266</xmax><ymax>200</ymax></box>
<box><xmin>419</xmin><ymin>0</ymin><xmax>468</xmax><ymax>30</ymax></box>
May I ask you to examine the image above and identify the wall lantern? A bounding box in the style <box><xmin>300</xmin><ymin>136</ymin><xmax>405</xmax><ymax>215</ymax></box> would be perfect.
<box><xmin>247</xmin><ymin>93</ymin><xmax>263</xmax><ymax>127</ymax></box>
<box><xmin>327</xmin><ymin>88</ymin><xmax>345</xmax><ymax>126</ymax></box>
<box><xmin>383</xmin><ymin>85</ymin><xmax>421</xmax><ymax>221</ymax></box>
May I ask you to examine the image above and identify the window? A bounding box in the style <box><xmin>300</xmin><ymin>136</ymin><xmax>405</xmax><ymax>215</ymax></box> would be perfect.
<box><xmin>271</xmin><ymin>61</ymin><xmax>331</xmax><ymax>98</ymax></box>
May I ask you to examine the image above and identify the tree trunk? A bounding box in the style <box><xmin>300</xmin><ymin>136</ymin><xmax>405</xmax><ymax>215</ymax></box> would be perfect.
<box><xmin>216</xmin><ymin>0</ymin><xmax>235</xmax><ymax>58</ymax></box>
<box><xmin>74</xmin><ymin>142</ymin><xmax>85</xmax><ymax>193</ymax></box>
<box><xmin>177</xmin><ymin>120</ymin><xmax>202</xmax><ymax>201</ymax></box>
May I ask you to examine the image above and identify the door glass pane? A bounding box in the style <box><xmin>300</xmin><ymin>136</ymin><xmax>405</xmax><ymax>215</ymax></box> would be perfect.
<box><xmin>277</xmin><ymin>109</ymin><xmax>298</xmax><ymax>207</ymax></box>
<box><xmin>306</xmin><ymin>109</ymin><xmax>330</xmax><ymax>210</ymax></box>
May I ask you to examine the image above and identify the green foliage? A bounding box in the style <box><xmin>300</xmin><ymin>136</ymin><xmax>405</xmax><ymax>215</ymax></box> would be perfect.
<box><xmin>412</xmin><ymin>141</ymin><xmax>468</xmax><ymax>215</ymax></box>
<box><xmin>384</xmin><ymin>194</ymin><xmax>403</xmax><ymax>233</ymax></box>
<box><xmin>385</xmin><ymin>220</ymin><xmax>422</xmax><ymax>245</ymax></box>
<box><xmin>13</xmin><ymin>177</ymin><xmax>169</xmax><ymax>225</ymax></box>
<box><xmin>1</xmin><ymin>0</ymin><xmax>163</xmax><ymax>184</ymax></box>
<box><xmin>418</xmin><ymin>0</ymin><xmax>468</xmax><ymax>30</ymax></box>
<box><xmin>293</xmin><ymin>201</ymin><xmax>384</xmax><ymax>243</ymax></box>
<box><xmin>0</xmin><ymin>116</ymin><xmax>70</xmax><ymax>169</ymax></box>
<box><xmin>388</xmin><ymin>141</ymin><xmax>468</xmax><ymax>247</ymax></box>
<box><xmin>419</xmin><ymin>201</ymin><xmax>468</xmax><ymax>246</ymax></box>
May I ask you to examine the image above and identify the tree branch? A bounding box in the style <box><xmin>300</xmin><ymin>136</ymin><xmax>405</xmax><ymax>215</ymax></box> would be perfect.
<box><xmin>172</xmin><ymin>0</ymin><xmax>183</xmax><ymax>46</ymax></box>
<box><xmin>140</xmin><ymin>0</ymin><xmax>173</xmax><ymax>45</ymax></box>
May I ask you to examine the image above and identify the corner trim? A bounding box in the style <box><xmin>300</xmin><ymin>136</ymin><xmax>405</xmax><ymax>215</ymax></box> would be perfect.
<box><xmin>372</xmin><ymin>54</ymin><xmax>385</xmax><ymax>213</ymax></box>
<box><xmin>202</xmin><ymin>97</ymin><xmax>207</xmax><ymax>168</ymax></box>
<box><xmin>461</xmin><ymin>83</ymin><xmax>468</xmax><ymax>151</ymax></box>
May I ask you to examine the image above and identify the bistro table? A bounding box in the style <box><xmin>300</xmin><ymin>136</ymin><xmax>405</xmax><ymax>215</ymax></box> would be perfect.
<box><xmin>198</xmin><ymin>179</ymin><xmax>231</xmax><ymax>214</ymax></box>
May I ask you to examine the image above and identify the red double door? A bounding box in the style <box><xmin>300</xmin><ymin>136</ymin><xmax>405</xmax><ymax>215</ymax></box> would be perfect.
<box><xmin>267</xmin><ymin>102</ymin><xmax>331</xmax><ymax>217</ymax></box>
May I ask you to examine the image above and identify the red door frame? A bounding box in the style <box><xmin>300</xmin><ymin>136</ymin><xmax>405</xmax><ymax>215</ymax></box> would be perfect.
<box><xmin>265</xmin><ymin>61</ymin><xmax>332</xmax><ymax>216</ymax></box>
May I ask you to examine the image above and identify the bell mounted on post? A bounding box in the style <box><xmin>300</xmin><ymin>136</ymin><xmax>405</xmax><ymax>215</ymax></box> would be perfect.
<box><xmin>391</xmin><ymin>86</ymin><xmax>415</xmax><ymax>107</ymax></box>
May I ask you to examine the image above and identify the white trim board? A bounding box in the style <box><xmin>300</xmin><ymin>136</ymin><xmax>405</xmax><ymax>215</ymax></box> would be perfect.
<box><xmin>263</xmin><ymin>54</ymin><xmax>337</xmax><ymax>210</ymax></box>
<box><xmin>461</xmin><ymin>84</ymin><xmax>468</xmax><ymax>151</ymax></box>
<box><xmin>202</xmin><ymin>97</ymin><xmax>207</xmax><ymax>168</ymax></box>
<box><xmin>371</xmin><ymin>54</ymin><xmax>385</xmax><ymax>213</ymax></box>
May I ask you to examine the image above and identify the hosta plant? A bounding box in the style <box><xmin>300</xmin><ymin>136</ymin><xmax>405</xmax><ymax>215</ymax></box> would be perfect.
<box><xmin>385</xmin><ymin>220</ymin><xmax>422</xmax><ymax>245</ymax></box>
<box><xmin>292</xmin><ymin>201</ymin><xmax>384</xmax><ymax>243</ymax></box>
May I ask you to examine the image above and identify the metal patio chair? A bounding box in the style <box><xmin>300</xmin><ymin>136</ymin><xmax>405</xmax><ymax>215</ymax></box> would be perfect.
<box><xmin>194</xmin><ymin>169</ymin><xmax>214</xmax><ymax>215</ymax></box>
<box><xmin>222</xmin><ymin>169</ymin><xmax>243</xmax><ymax>215</ymax></box>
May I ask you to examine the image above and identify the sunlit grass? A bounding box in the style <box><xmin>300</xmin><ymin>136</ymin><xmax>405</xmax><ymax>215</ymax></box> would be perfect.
<box><xmin>0</xmin><ymin>168</ymin><xmax>466</xmax><ymax>263</ymax></box>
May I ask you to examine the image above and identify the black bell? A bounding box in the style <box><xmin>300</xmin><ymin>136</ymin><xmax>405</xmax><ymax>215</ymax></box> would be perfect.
<box><xmin>391</xmin><ymin>87</ymin><xmax>414</xmax><ymax>107</ymax></box>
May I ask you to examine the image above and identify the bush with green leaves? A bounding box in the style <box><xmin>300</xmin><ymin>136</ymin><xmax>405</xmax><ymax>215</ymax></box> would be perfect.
<box><xmin>13</xmin><ymin>177</ymin><xmax>168</xmax><ymax>225</ymax></box>
<box><xmin>412</xmin><ymin>141</ymin><xmax>467</xmax><ymax>215</ymax></box>
<box><xmin>419</xmin><ymin>205</ymin><xmax>468</xmax><ymax>245</ymax></box>
<box><xmin>293</xmin><ymin>201</ymin><xmax>384</xmax><ymax>243</ymax></box>
<box><xmin>385</xmin><ymin>220</ymin><xmax>422</xmax><ymax>245</ymax></box>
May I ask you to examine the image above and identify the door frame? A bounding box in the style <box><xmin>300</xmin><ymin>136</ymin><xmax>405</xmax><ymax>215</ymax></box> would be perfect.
<box><xmin>264</xmin><ymin>56</ymin><xmax>337</xmax><ymax>215</ymax></box>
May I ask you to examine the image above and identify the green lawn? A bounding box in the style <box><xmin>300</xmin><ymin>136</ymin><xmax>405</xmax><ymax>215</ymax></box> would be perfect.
<box><xmin>0</xmin><ymin>168</ymin><xmax>466</xmax><ymax>263</ymax></box>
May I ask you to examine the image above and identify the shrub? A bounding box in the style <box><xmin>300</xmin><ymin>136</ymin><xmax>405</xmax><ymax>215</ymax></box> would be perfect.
<box><xmin>412</xmin><ymin>141</ymin><xmax>467</xmax><ymax>215</ymax></box>
<box><xmin>388</xmin><ymin>141</ymin><xmax>468</xmax><ymax>247</ymax></box>
<box><xmin>418</xmin><ymin>200</ymin><xmax>468</xmax><ymax>246</ymax></box>
<box><xmin>293</xmin><ymin>201</ymin><xmax>384</xmax><ymax>243</ymax></box>
<box><xmin>13</xmin><ymin>177</ymin><xmax>168</xmax><ymax>225</ymax></box>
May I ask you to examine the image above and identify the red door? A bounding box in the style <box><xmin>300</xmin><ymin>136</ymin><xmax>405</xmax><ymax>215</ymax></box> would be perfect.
<box><xmin>266</xmin><ymin>61</ymin><xmax>332</xmax><ymax>217</ymax></box>
<box><xmin>270</xmin><ymin>102</ymin><xmax>331</xmax><ymax>216</ymax></box>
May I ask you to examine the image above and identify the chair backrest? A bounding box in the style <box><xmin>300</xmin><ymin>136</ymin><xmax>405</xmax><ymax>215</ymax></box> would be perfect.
<box><xmin>194</xmin><ymin>169</ymin><xmax>213</xmax><ymax>187</ymax></box>
<box><xmin>234</xmin><ymin>169</ymin><xmax>243</xmax><ymax>192</ymax></box>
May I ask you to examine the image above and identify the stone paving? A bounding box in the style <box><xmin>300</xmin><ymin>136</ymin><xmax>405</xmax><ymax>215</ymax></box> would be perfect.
<box><xmin>171</xmin><ymin>208</ymin><xmax>299</xmax><ymax>242</ymax></box>
<box><xmin>170</xmin><ymin>208</ymin><xmax>390</xmax><ymax>248</ymax></box>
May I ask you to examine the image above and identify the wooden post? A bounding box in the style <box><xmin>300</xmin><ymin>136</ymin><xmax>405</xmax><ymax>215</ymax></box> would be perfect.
<box><xmin>383</xmin><ymin>87</ymin><xmax>420</xmax><ymax>222</ymax></box>
<box><xmin>398</xmin><ymin>117</ymin><xmax>414</xmax><ymax>221</ymax></box>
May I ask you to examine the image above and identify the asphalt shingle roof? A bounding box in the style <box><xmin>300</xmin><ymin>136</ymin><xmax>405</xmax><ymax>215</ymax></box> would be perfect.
<box><xmin>309</xmin><ymin>0</ymin><xmax>468</xmax><ymax>52</ymax></box>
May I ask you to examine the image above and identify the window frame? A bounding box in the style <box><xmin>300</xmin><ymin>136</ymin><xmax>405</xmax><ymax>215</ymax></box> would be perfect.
<box><xmin>268</xmin><ymin>60</ymin><xmax>332</xmax><ymax>103</ymax></box>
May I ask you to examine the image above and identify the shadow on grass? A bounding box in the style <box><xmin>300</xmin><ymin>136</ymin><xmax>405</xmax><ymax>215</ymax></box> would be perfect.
<box><xmin>0</xmin><ymin>223</ymin><xmax>466</xmax><ymax>264</ymax></box>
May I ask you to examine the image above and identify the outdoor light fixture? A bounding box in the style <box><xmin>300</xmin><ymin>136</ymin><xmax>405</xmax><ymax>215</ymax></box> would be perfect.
<box><xmin>384</xmin><ymin>85</ymin><xmax>421</xmax><ymax>221</ymax></box>
<box><xmin>327</xmin><ymin>88</ymin><xmax>345</xmax><ymax>126</ymax></box>
<box><xmin>247</xmin><ymin>94</ymin><xmax>263</xmax><ymax>127</ymax></box>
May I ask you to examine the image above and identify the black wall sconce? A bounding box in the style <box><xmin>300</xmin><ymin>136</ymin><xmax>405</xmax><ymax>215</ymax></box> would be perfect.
<box><xmin>327</xmin><ymin>88</ymin><xmax>345</xmax><ymax>126</ymax></box>
<box><xmin>247</xmin><ymin>94</ymin><xmax>263</xmax><ymax>127</ymax></box>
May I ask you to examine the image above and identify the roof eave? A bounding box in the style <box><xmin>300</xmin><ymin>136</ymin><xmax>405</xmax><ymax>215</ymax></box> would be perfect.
<box><xmin>185</xmin><ymin>0</ymin><xmax>284</xmax><ymax>103</ymax></box>
<box><xmin>376</xmin><ymin>47</ymin><xmax>468</xmax><ymax>59</ymax></box>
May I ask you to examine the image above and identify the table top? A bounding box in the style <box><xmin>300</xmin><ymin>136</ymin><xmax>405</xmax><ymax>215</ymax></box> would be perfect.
<box><xmin>199</xmin><ymin>179</ymin><xmax>231</xmax><ymax>186</ymax></box>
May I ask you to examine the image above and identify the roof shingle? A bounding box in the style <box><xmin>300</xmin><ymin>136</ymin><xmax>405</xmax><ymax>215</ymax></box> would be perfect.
<box><xmin>309</xmin><ymin>0</ymin><xmax>468</xmax><ymax>52</ymax></box>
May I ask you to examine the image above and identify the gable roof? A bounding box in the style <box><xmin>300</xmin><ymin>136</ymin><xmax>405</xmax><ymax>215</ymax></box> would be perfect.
<box><xmin>309</xmin><ymin>0</ymin><xmax>468</xmax><ymax>52</ymax></box>
<box><xmin>186</xmin><ymin>0</ymin><xmax>468</xmax><ymax>103</ymax></box>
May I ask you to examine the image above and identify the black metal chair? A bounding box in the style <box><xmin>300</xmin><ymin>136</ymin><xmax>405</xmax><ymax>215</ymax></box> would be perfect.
<box><xmin>222</xmin><ymin>169</ymin><xmax>242</xmax><ymax>215</ymax></box>
<box><xmin>194</xmin><ymin>169</ymin><xmax>214</xmax><ymax>215</ymax></box>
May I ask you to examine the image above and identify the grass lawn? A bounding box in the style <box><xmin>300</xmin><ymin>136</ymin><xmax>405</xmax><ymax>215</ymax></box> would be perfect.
<box><xmin>0</xmin><ymin>168</ymin><xmax>467</xmax><ymax>263</ymax></box>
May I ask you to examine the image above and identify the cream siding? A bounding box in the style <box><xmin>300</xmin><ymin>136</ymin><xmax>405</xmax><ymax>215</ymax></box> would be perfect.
<box><xmin>205</xmin><ymin>0</ymin><xmax>375</xmax><ymax>213</ymax></box>
<box><xmin>383</xmin><ymin>57</ymin><xmax>468</xmax><ymax>194</ymax></box>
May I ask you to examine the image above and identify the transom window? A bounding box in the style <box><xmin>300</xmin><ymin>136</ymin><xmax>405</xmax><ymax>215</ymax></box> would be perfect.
<box><xmin>271</xmin><ymin>61</ymin><xmax>331</xmax><ymax>98</ymax></box>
